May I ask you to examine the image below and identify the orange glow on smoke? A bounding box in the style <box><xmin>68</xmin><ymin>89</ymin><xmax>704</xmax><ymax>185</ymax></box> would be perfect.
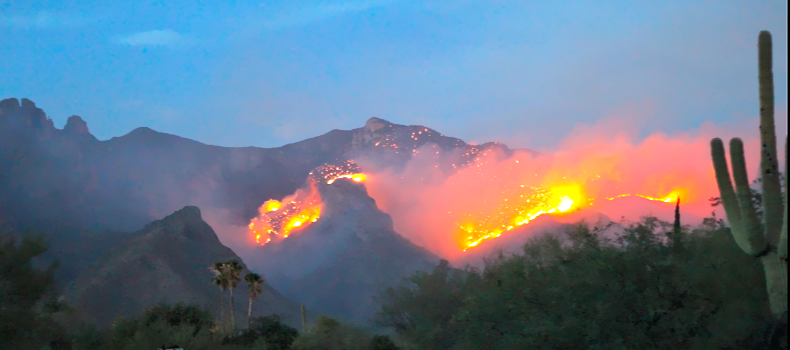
<box><xmin>459</xmin><ymin>183</ymin><xmax>591</xmax><ymax>250</ymax></box>
<box><xmin>247</xmin><ymin>179</ymin><xmax>322</xmax><ymax>245</ymax></box>
<box><xmin>327</xmin><ymin>173</ymin><xmax>366</xmax><ymax>184</ymax></box>
<box><xmin>454</xmin><ymin>178</ymin><xmax>689</xmax><ymax>250</ymax></box>
<box><xmin>362</xmin><ymin>115</ymin><xmax>767</xmax><ymax>260</ymax></box>
<box><xmin>248</xmin><ymin>161</ymin><xmax>366</xmax><ymax>245</ymax></box>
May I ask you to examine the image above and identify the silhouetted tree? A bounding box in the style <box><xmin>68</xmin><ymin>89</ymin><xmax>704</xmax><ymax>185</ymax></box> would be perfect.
<box><xmin>210</xmin><ymin>261</ymin><xmax>229</xmax><ymax>329</ymax></box>
<box><xmin>223</xmin><ymin>260</ymin><xmax>243</xmax><ymax>334</ymax></box>
<box><xmin>374</xmin><ymin>217</ymin><xmax>776</xmax><ymax>349</ymax></box>
<box><xmin>0</xmin><ymin>231</ymin><xmax>69</xmax><ymax>348</ymax></box>
<box><xmin>244</xmin><ymin>272</ymin><xmax>265</xmax><ymax>329</ymax></box>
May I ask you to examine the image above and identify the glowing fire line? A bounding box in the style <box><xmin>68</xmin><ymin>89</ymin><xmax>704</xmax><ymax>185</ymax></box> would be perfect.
<box><xmin>248</xmin><ymin>161</ymin><xmax>366</xmax><ymax>246</ymax></box>
<box><xmin>459</xmin><ymin>184</ymin><xmax>683</xmax><ymax>251</ymax></box>
<box><xmin>248</xmin><ymin>158</ymin><xmax>685</xmax><ymax>252</ymax></box>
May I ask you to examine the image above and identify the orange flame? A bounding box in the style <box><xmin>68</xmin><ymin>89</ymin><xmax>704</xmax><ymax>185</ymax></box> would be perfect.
<box><xmin>247</xmin><ymin>179</ymin><xmax>323</xmax><ymax>245</ymax></box>
<box><xmin>248</xmin><ymin>161</ymin><xmax>366</xmax><ymax>245</ymax></box>
<box><xmin>457</xmin><ymin>181</ymin><xmax>686</xmax><ymax>250</ymax></box>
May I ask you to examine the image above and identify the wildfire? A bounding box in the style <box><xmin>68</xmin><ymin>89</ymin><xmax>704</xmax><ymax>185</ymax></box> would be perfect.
<box><xmin>604</xmin><ymin>189</ymin><xmax>687</xmax><ymax>203</ymax></box>
<box><xmin>310</xmin><ymin>160</ymin><xmax>366</xmax><ymax>184</ymax></box>
<box><xmin>248</xmin><ymin>160</ymin><xmax>367</xmax><ymax>245</ymax></box>
<box><xmin>456</xmin><ymin>181</ymin><xmax>686</xmax><ymax>250</ymax></box>
<box><xmin>459</xmin><ymin>182</ymin><xmax>580</xmax><ymax>250</ymax></box>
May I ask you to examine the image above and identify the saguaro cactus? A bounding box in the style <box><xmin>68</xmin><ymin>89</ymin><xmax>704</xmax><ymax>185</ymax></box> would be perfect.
<box><xmin>710</xmin><ymin>30</ymin><xmax>787</xmax><ymax>318</ymax></box>
<box><xmin>301</xmin><ymin>304</ymin><xmax>307</xmax><ymax>331</ymax></box>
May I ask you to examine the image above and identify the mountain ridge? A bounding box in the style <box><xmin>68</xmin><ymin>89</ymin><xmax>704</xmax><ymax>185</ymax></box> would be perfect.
<box><xmin>0</xmin><ymin>96</ymin><xmax>522</xmax><ymax>324</ymax></box>
<box><xmin>63</xmin><ymin>205</ymin><xmax>302</xmax><ymax>328</ymax></box>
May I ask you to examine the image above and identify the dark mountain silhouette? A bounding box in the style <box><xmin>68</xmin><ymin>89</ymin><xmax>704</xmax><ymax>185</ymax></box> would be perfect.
<box><xmin>0</xmin><ymin>97</ymin><xmax>516</xmax><ymax>325</ymax></box>
<box><xmin>63</xmin><ymin>206</ymin><xmax>301</xmax><ymax>328</ymax></box>
<box><xmin>0</xmin><ymin>98</ymin><xmax>514</xmax><ymax>237</ymax></box>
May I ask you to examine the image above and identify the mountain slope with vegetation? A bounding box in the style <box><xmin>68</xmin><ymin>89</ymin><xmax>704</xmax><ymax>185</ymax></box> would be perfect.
<box><xmin>63</xmin><ymin>206</ymin><xmax>301</xmax><ymax>328</ymax></box>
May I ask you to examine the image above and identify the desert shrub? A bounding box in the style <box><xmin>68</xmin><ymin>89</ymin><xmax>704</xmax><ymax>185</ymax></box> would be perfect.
<box><xmin>71</xmin><ymin>323</ymin><xmax>107</xmax><ymax>350</ymax></box>
<box><xmin>222</xmin><ymin>314</ymin><xmax>299</xmax><ymax>349</ymax></box>
<box><xmin>109</xmin><ymin>301</ymin><xmax>217</xmax><ymax>349</ymax></box>
<box><xmin>141</xmin><ymin>301</ymin><xmax>216</xmax><ymax>333</ymax></box>
<box><xmin>374</xmin><ymin>217</ymin><xmax>777</xmax><ymax>349</ymax></box>
<box><xmin>370</xmin><ymin>334</ymin><xmax>399</xmax><ymax>350</ymax></box>
<box><xmin>290</xmin><ymin>315</ymin><xmax>372</xmax><ymax>350</ymax></box>
<box><xmin>0</xmin><ymin>231</ymin><xmax>70</xmax><ymax>349</ymax></box>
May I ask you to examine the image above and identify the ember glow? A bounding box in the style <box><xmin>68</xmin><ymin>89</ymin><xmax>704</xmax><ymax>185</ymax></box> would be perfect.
<box><xmin>454</xmin><ymin>175</ymin><xmax>689</xmax><ymax>250</ymax></box>
<box><xmin>363</xmin><ymin>118</ymin><xmax>763</xmax><ymax>260</ymax></box>
<box><xmin>459</xmin><ymin>183</ymin><xmax>589</xmax><ymax>249</ymax></box>
<box><xmin>248</xmin><ymin>161</ymin><xmax>366</xmax><ymax>245</ymax></box>
<box><xmin>311</xmin><ymin>160</ymin><xmax>366</xmax><ymax>184</ymax></box>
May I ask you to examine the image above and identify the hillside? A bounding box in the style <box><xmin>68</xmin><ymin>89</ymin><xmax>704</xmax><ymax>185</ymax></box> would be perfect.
<box><xmin>63</xmin><ymin>206</ymin><xmax>301</xmax><ymax>328</ymax></box>
<box><xmin>245</xmin><ymin>178</ymin><xmax>442</xmax><ymax>322</ymax></box>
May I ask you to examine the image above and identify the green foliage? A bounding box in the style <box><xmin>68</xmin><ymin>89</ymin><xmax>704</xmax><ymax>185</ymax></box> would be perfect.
<box><xmin>373</xmin><ymin>259</ymin><xmax>465</xmax><ymax>349</ymax></box>
<box><xmin>291</xmin><ymin>315</ymin><xmax>372</xmax><ymax>350</ymax></box>
<box><xmin>223</xmin><ymin>314</ymin><xmax>299</xmax><ymax>349</ymax></box>
<box><xmin>214</xmin><ymin>259</ymin><xmax>244</xmax><ymax>333</ymax></box>
<box><xmin>122</xmin><ymin>318</ymin><xmax>214</xmax><ymax>349</ymax></box>
<box><xmin>108</xmin><ymin>301</ymin><xmax>216</xmax><ymax>349</ymax></box>
<box><xmin>212</xmin><ymin>261</ymin><xmax>231</xmax><ymax>331</ymax></box>
<box><xmin>374</xmin><ymin>217</ymin><xmax>779</xmax><ymax>349</ymax></box>
<box><xmin>0</xmin><ymin>231</ymin><xmax>70</xmax><ymax>349</ymax></box>
<box><xmin>245</xmin><ymin>272</ymin><xmax>266</xmax><ymax>329</ymax></box>
<box><xmin>370</xmin><ymin>334</ymin><xmax>399</xmax><ymax>350</ymax></box>
<box><xmin>71</xmin><ymin>323</ymin><xmax>107</xmax><ymax>350</ymax></box>
<box><xmin>141</xmin><ymin>301</ymin><xmax>216</xmax><ymax>333</ymax></box>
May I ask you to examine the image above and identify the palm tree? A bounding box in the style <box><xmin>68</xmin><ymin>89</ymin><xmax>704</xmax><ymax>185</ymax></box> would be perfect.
<box><xmin>210</xmin><ymin>262</ymin><xmax>229</xmax><ymax>329</ymax></box>
<box><xmin>223</xmin><ymin>260</ymin><xmax>244</xmax><ymax>333</ymax></box>
<box><xmin>244</xmin><ymin>272</ymin><xmax>265</xmax><ymax>329</ymax></box>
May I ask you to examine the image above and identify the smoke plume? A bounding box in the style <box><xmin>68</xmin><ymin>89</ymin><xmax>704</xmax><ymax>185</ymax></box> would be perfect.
<box><xmin>358</xmin><ymin>112</ymin><xmax>785</xmax><ymax>263</ymax></box>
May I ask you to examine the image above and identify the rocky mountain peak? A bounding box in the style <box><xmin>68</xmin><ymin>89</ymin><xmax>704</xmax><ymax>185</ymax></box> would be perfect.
<box><xmin>138</xmin><ymin>205</ymin><xmax>219</xmax><ymax>245</ymax></box>
<box><xmin>0</xmin><ymin>98</ymin><xmax>21</xmax><ymax>115</ymax></box>
<box><xmin>0</xmin><ymin>97</ymin><xmax>58</xmax><ymax>138</ymax></box>
<box><xmin>364</xmin><ymin>117</ymin><xmax>391</xmax><ymax>132</ymax></box>
<box><xmin>63</xmin><ymin>115</ymin><xmax>91</xmax><ymax>136</ymax></box>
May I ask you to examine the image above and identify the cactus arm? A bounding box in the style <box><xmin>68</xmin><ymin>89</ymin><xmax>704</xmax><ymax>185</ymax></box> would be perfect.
<box><xmin>710</xmin><ymin>30</ymin><xmax>787</xmax><ymax>320</ymax></box>
<box><xmin>758</xmin><ymin>31</ymin><xmax>784</xmax><ymax>245</ymax></box>
<box><xmin>711</xmin><ymin>138</ymin><xmax>768</xmax><ymax>255</ymax></box>
<box><xmin>730</xmin><ymin>138</ymin><xmax>767</xmax><ymax>256</ymax></box>
<box><xmin>711</xmin><ymin>138</ymin><xmax>745</xmax><ymax>231</ymax></box>
<box><xmin>779</xmin><ymin>138</ymin><xmax>787</xmax><ymax>261</ymax></box>
<box><xmin>301</xmin><ymin>304</ymin><xmax>307</xmax><ymax>331</ymax></box>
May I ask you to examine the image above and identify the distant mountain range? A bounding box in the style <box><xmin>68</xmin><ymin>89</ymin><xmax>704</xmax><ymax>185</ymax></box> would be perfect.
<box><xmin>0</xmin><ymin>97</ymin><xmax>515</xmax><ymax>324</ymax></box>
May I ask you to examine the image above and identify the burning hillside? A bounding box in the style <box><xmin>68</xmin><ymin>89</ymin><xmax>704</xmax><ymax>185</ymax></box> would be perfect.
<box><xmin>242</xmin><ymin>114</ymin><xmax>775</xmax><ymax>261</ymax></box>
<box><xmin>361</xmin><ymin>117</ymin><xmax>767</xmax><ymax>260</ymax></box>
<box><xmin>247</xmin><ymin>160</ymin><xmax>366</xmax><ymax>245</ymax></box>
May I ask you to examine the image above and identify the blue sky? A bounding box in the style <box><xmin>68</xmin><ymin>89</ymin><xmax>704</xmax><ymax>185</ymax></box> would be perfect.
<box><xmin>1</xmin><ymin>0</ymin><xmax>786</xmax><ymax>149</ymax></box>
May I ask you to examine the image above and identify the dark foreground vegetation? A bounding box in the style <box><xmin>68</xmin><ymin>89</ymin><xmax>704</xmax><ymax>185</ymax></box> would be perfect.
<box><xmin>376</xmin><ymin>217</ymin><xmax>786</xmax><ymax>350</ymax></box>
<box><xmin>1</xmin><ymin>212</ymin><xmax>786</xmax><ymax>349</ymax></box>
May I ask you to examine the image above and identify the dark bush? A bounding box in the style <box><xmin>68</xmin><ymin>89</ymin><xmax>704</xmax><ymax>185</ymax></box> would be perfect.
<box><xmin>108</xmin><ymin>301</ymin><xmax>216</xmax><ymax>349</ymax></box>
<box><xmin>374</xmin><ymin>217</ymin><xmax>778</xmax><ymax>349</ymax></box>
<box><xmin>291</xmin><ymin>315</ymin><xmax>372</xmax><ymax>350</ymax></box>
<box><xmin>370</xmin><ymin>334</ymin><xmax>399</xmax><ymax>350</ymax></box>
<box><xmin>0</xmin><ymin>232</ymin><xmax>69</xmax><ymax>349</ymax></box>
<box><xmin>222</xmin><ymin>314</ymin><xmax>299</xmax><ymax>349</ymax></box>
